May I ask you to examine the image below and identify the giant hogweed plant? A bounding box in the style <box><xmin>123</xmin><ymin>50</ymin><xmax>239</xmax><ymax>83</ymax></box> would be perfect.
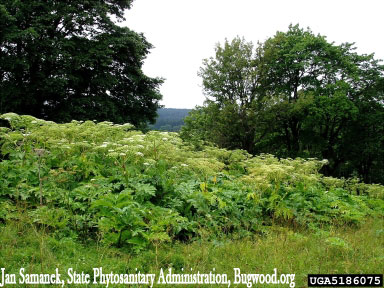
<box><xmin>0</xmin><ymin>113</ymin><xmax>383</xmax><ymax>251</ymax></box>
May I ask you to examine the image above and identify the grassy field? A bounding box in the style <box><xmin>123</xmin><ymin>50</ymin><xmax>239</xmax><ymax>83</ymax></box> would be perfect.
<box><xmin>0</xmin><ymin>217</ymin><xmax>383</xmax><ymax>287</ymax></box>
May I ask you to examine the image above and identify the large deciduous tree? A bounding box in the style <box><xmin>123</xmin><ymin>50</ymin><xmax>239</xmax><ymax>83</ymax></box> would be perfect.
<box><xmin>0</xmin><ymin>0</ymin><xmax>163</xmax><ymax>126</ymax></box>
<box><xmin>259</xmin><ymin>25</ymin><xmax>384</xmax><ymax>180</ymax></box>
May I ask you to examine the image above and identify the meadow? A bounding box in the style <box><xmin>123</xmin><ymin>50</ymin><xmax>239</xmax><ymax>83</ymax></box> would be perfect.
<box><xmin>0</xmin><ymin>112</ymin><xmax>383</xmax><ymax>287</ymax></box>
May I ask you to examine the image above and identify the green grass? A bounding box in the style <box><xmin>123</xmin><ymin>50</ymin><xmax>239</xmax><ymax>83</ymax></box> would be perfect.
<box><xmin>1</xmin><ymin>217</ymin><xmax>383</xmax><ymax>287</ymax></box>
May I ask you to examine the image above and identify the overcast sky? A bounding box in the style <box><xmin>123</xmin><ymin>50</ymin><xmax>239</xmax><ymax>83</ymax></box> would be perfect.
<box><xmin>124</xmin><ymin>0</ymin><xmax>384</xmax><ymax>109</ymax></box>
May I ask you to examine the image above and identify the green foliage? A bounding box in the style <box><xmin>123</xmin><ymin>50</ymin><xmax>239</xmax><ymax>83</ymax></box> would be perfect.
<box><xmin>182</xmin><ymin>37</ymin><xmax>262</xmax><ymax>153</ymax></box>
<box><xmin>0</xmin><ymin>113</ymin><xmax>383</xmax><ymax>252</ymax></box>
<box><xmin>182</xmin><ymin>24</ymin><xmax>384</xmax><ymax>184</ymax></box>
<box><xmin>29</xmin><ymin>206</ymin><xmax>69</xmax><ymax>230</ymax></box>
<box><xmin>0</xmin><ymin>0</ymin><xmax>162</xmax><ymax>126</ymax></box>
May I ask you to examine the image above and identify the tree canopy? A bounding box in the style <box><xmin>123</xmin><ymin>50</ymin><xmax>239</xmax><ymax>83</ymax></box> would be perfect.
<box><xmin>181</xmin><ymin>25</ymin><xmax>384</xmax><ymax>184</ymax></box>
<box><xmin>0</xmin><ymin>0</ymin><xmax>163</xmax><ymax>126</ymax></box>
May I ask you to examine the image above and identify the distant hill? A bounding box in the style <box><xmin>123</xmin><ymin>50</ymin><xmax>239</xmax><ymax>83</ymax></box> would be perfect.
<box><xmin>149</xmin><ymin>108</ymin><xmax>191</xmax><ymax>132</ymax></box>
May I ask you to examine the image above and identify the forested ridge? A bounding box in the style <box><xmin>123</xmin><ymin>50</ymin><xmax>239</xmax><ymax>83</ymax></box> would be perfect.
<box><xmin>149</xmin><ymin>108</ymin><xmax>191</xmax><ymax>132</ymax></box>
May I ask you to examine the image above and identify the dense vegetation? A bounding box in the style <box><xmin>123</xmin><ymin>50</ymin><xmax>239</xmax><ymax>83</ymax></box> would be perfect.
<box><xmin>1</xmin><ymin>113</ymin><xmax>383</xmax><ymax>250</ymax></box>
<box><xmin>181</xmin><ymin>25</ymin><xmax>384</xmax><ymax>184</ymax></box>
<box><xmin>1</xmin><ymin>113</ymin><xmax>383</xmax><ymax>286</ymax></box>
<box><xmin>0</xmin><ymin>0</ymin><xmax>162</xmax><ymax>126</ymax></box>
<box><xmin>149</xmin><ymin>108</ymin><xmax>191</xmax><ymax>132</ymax></box>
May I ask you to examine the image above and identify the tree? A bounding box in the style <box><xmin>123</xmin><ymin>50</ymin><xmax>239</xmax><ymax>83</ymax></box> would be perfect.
<box><xmin>182</xmin><ymin>25</ymin><xmax>384</xmax><ymax>183</ymax></box>
<box><xmin>184</xmin><ymin>37</ymin><xmax>264</xmax><ymax>153</ymax></box>
<box><xmin>0</xmin><ymin>0</ymin><xmax>163</xmax><ymax>126</ymax></box>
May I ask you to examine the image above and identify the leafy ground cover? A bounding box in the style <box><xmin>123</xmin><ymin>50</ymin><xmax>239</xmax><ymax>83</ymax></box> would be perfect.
<box><xmin>0</xmin><ymin>113</ymin><xmax>383</xmax><ymax>286</ymax></box>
